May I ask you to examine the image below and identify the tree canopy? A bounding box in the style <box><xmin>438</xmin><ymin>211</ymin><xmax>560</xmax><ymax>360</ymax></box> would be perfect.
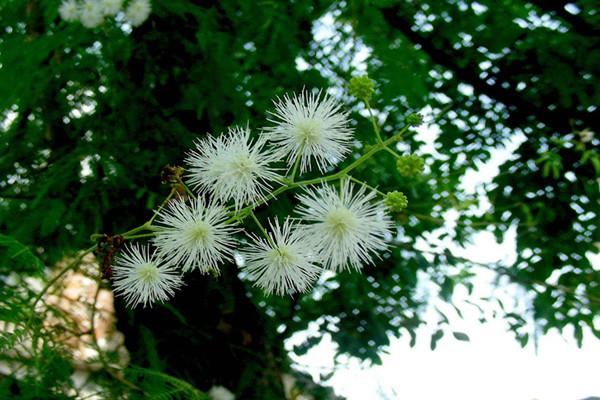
<box><xmin>1</xmin><ymin>0</ymin><xmax>598</xmax><ymax>399</ymax></box>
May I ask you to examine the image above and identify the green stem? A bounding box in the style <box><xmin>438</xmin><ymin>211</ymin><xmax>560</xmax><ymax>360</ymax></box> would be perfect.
<box><xmin>29</xmin><ymin>245</ymin><xmax>97</xmax><ymax>316</ymax></box>
<box><xmin>295</xmin><ymin>125</ymin><xmax>407</xmax><ymax>186</ymax></box>
<box><xmin>90</xmin><ymin>283</ymin><xmax>143</xmax><ymax>392</ymax></box>
<box><xmin>365</xmin><ymin>99</ymin><xmax>383</xmax><ymax>144</ymax></box>
<box><xmin>119</xmin><ymin>224</ymin><xmax>148</xmax><ymax>238</ymax></box>
<box><xmin>123</xmin><ymin>232</ymin><xmax>157</xmax><ymax>240</ymax></box>
<box><xmin>347</xmin><ymin>175</ymin><xmax>385</xmax><ymax>196</ymax></box>
<box><xmin>148</xmin><ymin>187</ymin><xmax>177</xmax><ymax>225</ymax></box>
<box><xmin>91</xmin><ymin>187</ymin><xmax>178</xmax><ymax>243</ymax></box>
<box><xmin>288</xmin><ymin>150</ymin><xmax>303</xmax><ymax>183</ymax></box>
<box><xmin>27</xmin><ymin>245</ymin><xmax>96</xmax><ymax>354</ymax></box>
<box><xmin>227</xmin><ymin>125</ymin><xmax>409</xmax><ymax>223</ymax></box>
<box><xmin>225</xmin><ymin>185</ymin><xmax>290</xmax><ymax>224</ymax></box>
<box><xmin>383</xmin><ymin>145</ymin><xmax>401</xmax><ymax>158</ymax></box>
<box><xmin>249</xmin><ymin>210</ymin><xmax>276</xmax><ymax>248</ymax></box>
<box><xmin>177</xmin><ymin>178</ymin><xmax>195</xmax><ymax>197</ymax></box>
<box><xmin>90</xmin><ymin>233</ymin><xmax>104</xmax><ymax>241</ymax></box>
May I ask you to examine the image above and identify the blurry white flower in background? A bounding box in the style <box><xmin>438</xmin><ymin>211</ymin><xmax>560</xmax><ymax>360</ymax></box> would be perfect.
<box><xmin>125</xmin><ymin>0</ymin><xmax>152</xmax><ymax>27</ymax></box>
<box><xmin>100</xmin><ymin>0</ymin><xmax>123</xmax><ymax>16</ymax></box>
<box><xmin>79</xmin><ymin>0</ymin><xmax>104</xmax><ymax>28</ymax></box>
<box><xmin>59</xmin><ymin>0</ymin><xmax>80</xmax><ymax>22</ymax></box>
<box><xmin>58</xmin><ymin>0</ymin><xmax>151</xmax><ymax>29</ymax></box>
<box><xmin>578</xmin><ymin>128</ymin><xmax>594</xmax><ymax>143</ymax></box>
<box><xmin>208</xmin><ymin>385</ymin><xmax>235</xmax><ymax>400</ymax></box>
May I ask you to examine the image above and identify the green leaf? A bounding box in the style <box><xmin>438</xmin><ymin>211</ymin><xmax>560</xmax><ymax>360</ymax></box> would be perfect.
<box><xmin>452</xmin><ymin>331</ymin><xmax>470</xmax><ymax>342</ymax></box>
<box><xmin>430</xmin><ymin>329</ymin><xmax>444</xmax><ymax>350</ymax></box>
<box><xmin>0</xmin><ymin>234</ymin><xmax>44</xmax><ymax>273</ymax></box>
<box><xmin>517</xmin><ymin>333</ymin><xmax>529</xmax><ymax>347</ymax></box>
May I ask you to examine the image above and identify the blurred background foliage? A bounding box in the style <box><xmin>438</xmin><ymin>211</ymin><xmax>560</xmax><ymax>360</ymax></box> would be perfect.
<box><xmin>0</xmin><ymin>0</ymin><xmax>598</xmax><ymax>398</ymax></box>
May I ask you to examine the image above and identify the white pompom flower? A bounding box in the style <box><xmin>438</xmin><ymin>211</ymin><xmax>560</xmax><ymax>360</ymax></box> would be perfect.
<box><xmin>240</xmin><ymin>218</ymin><xmax>321</xmax><ymax>296</ymax></box>
<box><xmin>208</xmin><ymin>386</ymin><xmax>235</xmax><ymax>400</ymax></box>
<box><xmin>101</xmin><ymin>0</ymin><xmax>123</xmax><ymax>16</ymax></box>
<box><xmin>579</xmin><ymin>128</ymin><xmax>594</xmax><ymax>143</ymax></box>
<box><xmin>79</xmin><ymin>0</ymin><xmax>104</xmax><ymax>28</ymax></box>
<box><xmin>185</xmin><ymin>126</ymin><xmax>281</xmax><ymax>210</ymax></box>
<box><xmin>296</xmin><ymin>180</ymin><xmax>393</xmax><ymax>271</ymax></box>
<box><xmin>152</xmin><ymin>197</ymin><xmax>239</xmax><ymax>274</ymax></box>
<box><xmin>125</xmin><ymin>0</ymin><xmax>151</xmax><ymax>27</ymax></box>
<box><xmin>264</xmin><ymin>90</ymin><xmax>353</xmax><ymax>174</ymax></box>
<box><xmin>59</xmin><ymin>0</ymin><xmax>79</xmax><ymax>22</ymax></box>
<box><xmin>112</xmin><ymin>243</ymin><xmax>183</xmax><ymax>308</ymax></box>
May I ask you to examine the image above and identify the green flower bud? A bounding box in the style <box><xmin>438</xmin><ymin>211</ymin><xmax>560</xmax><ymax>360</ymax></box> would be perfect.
<box><xmin>406</xmin><ymin>112</ymin><xmax>423</xmax><ymax>127</ymax></box>
<box><xmin>396</xmin><ymin>154</ymin><xmax>424</xmax><ymax>177</ymax></box>
<box><xmin>385</xmin><ymin>191</ymin><xmax>408</xmax><ymax>212</ymax></box>
<box><xmin>348</xmin><ymin>75</ymin><xmax>375</xmax><ymax>102</ymax></box>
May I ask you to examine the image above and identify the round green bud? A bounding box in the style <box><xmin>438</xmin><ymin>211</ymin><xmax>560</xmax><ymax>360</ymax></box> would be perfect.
<box><xmin>385</xmin><ymin>191</ymin><xmax>408</xmax><ymax>212</ymax></box>
<box><xmin>348</xmin><ymin>75</ymin><xmax>375</xmax><ymax>102</ymax></box>
<box><xmin>396</xmin><ymin>154</ymin><xmax>424</xmax><ymax>177</ymax></box>
<box><xmin>406</xmin><ymin>112</ymin><xmax>423</xmax><ymax>127</ymax></box>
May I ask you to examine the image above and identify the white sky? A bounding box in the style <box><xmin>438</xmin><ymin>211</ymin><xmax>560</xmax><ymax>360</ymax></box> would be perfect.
<box><xmin>290</xmin><ymin>317</ymin><xmax>600</xmax><ymax>400</ymax></box>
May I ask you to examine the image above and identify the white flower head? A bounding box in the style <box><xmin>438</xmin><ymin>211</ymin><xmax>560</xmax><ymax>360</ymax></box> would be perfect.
<box><xmin>125</xmin><ymin>0</ymin><xmax>151</xmax><ymax>27</ymax></box>
<box><xmin>101</xmin><ymin>0</ymin><xmax>123</xmax><ymax>15</ymax></box>
<box><xmin>296</xmin><ymin>180</ymin><xmax>393</xmax><ymax>272</ymax></box>
<box><xmin>264</xmin><ymin>89</ymin><xmax>353</xmax><ymax>173</ymax></box>
<box><xmin>112</xmin><ymin>243</ymin><xmax>183</xmax><ymax>308</ymax></box>
<box><xmin>59</xmin><ymin>0</ymin><xmax>80</xmax><ymax>22</ymax></box>
<box><xmin>240</xmin><ymin>218</ymin><xmax>321</xmax><ymax>296</ymax></box>
<box><xmin>185</xmin><ymin>126</ymin><xmax>281</xmax><ymax>209</ymax></box>
<box><xmin>79</xmin><ymin>0</ymin><xmax>104</xmax><ymax>28</ymax></box>
<box><xmin>579</xmin><ymin>128</ymin><xmax>594</xmax><ymax>143</ymax></box>
<box><xmin>152</xmin><ymin>197</ymin><xmax>239</xmax><ymax>274</ymax></box>
<box><xmin>208</xmin><ymin>386</ymin><xmax>235</xmax><ymax>400</ymax></box>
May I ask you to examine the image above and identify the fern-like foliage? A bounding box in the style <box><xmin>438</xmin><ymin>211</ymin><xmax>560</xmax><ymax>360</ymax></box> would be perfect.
<box><xmin>126</xmin><ymin>366</ymin><xmax>208</xmax><ymax>400</ymax></box>
<box><xmin>0</xmin><ymin>235</ymin><xmax>208</xmax><ymax>399</ymax></box>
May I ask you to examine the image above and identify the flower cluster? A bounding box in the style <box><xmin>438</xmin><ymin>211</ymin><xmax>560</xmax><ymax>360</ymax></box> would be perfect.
<box><xmin>111</xmin><ymin>90</ymin><xmax>397</xmax><ymax>307</ymax></box>
<box><xmin>58</xmin><ymin>0</ymin><xmax>151</xmax><ymax>29</ymax></box>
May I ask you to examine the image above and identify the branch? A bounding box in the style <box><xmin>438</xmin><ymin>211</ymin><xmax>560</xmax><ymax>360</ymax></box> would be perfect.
<box><xmin>395</xmin><ymin>242</ymin><xmax>600</xmax><ymax>305</ymax></box>
<box><xmin>0</xmin><ymin>193</ymin><xmax>34</xmax><ymax>200</ymax></box>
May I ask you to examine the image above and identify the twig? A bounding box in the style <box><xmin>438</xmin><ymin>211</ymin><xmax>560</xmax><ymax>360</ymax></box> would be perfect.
<box><xmin>89</xmin><ymin>283</ymin><xmax>143</xmax><ymax>392</ymax></box>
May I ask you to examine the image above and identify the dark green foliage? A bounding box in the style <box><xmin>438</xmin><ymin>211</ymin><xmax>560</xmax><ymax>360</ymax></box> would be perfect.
<box><xmin>1</xmin><ymin>0</ymin><xmax>599</xmax><ymax>398</ymax></box>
